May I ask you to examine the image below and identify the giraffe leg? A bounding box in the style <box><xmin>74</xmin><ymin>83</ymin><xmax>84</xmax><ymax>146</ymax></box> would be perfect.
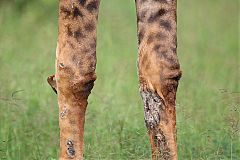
<box><xmin>135</xmin><ymin>0</ymin><xmax>181</xmax><ymax>159</ymax></box>
<box><xmin>55</xmin><ymin>0</ymin><xmax>100</xmax><ymax>159</ymax></box>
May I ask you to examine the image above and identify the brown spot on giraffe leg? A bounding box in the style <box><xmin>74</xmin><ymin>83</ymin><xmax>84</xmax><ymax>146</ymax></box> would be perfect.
<box><xmin>73</xmin><ymin>7</ymin><xmax>83</xmax><ymax>18</ymax></box>
<box><xmin>79</xmin><ymin>0</ymin><xmax>87</xmax><ymax>6</ymax></box>
<box><xmin>86</xmin><ymin>1</ymin><xmax>100</xmax><ymax>12</ymax></box>
<box><xmin>148</xmin><ymin>8</ymin><xmax>167</xmax><ymax>23</ymax></box>
<box><xmin>160</xmin><ymin>20</ymin><xmax>172</xmax><ymax>31</ymax></box>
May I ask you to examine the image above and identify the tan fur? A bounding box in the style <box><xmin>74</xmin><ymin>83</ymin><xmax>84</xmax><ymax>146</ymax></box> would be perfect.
<box><xmin>48</xmin><ymin>0</ymin><xmax>181</xmax><ymax>159</ymax></box>
<box><xmin>52</xmin><ymin>0</ymin><xmax>99</xmax><ymax>159</ymax></box>
<box><xmin>136</xmin><ymin>0</ymin><xmax>181</xmax><ymax>159</ymax></box>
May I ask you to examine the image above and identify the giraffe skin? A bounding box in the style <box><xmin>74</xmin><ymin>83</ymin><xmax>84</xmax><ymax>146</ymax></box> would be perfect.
<box><xmin>52</xmin><ymin>0</ymin><xmax>100</xmax><ymax>159</ymax></box>
<box><xmin>47</xmin><ymin>0</ymin><xmax>181</xmax><ymax>159</ymax></box>
<box><xmin>136</xmin><ymin>0</ymin><xmax>181</xmax><ymax>159</ymax></box>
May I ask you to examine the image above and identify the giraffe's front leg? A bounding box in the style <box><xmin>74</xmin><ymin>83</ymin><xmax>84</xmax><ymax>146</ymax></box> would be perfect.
<box><xmin>54</xmin><ymin>0</ymin><xmax>100</xmax><ymax>159</ymax></box>
<box><xmin>135</xmin><ymin>0</ymin><xmax>181</xmax><ymax>159</ymax></box>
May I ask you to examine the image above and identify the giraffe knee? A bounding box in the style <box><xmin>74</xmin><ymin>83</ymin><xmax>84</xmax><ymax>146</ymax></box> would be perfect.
<box><xmin>139</xmin><ymin>64</ymin><xmax>182</xmax><ymax>107</ymax></box>
<box><xmin>70</xmin><ymin>74</ymin><xmax>96</xmax><ymax>100</ymax></box>
<box><xmin>57</xmin><ymin>62</ymin><xmax>96</xmax><ymax>100</ymax></box>
<box><xmin>160</xmin><ymin>68</ymin><xmax>182</xmax><ymax>106</ymax></box>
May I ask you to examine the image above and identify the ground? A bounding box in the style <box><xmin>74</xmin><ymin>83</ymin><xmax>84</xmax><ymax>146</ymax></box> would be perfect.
<box><xmin>0</xmin><ymin>0</ymin><xmax>239</xmax><ymax>159</ymax></box>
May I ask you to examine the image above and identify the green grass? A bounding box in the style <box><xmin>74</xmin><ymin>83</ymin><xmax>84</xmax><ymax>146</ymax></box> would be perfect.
<box><xmin>0</xmin><ymin>0</ymin><xmax>239</xmax><ymax>159</ymax></box>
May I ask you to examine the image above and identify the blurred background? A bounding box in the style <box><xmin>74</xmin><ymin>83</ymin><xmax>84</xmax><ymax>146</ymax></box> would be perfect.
<box><xmin>0</xmin><ymin>0</ymin><xmax>239</xmax><ymax>159</ymax></box>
